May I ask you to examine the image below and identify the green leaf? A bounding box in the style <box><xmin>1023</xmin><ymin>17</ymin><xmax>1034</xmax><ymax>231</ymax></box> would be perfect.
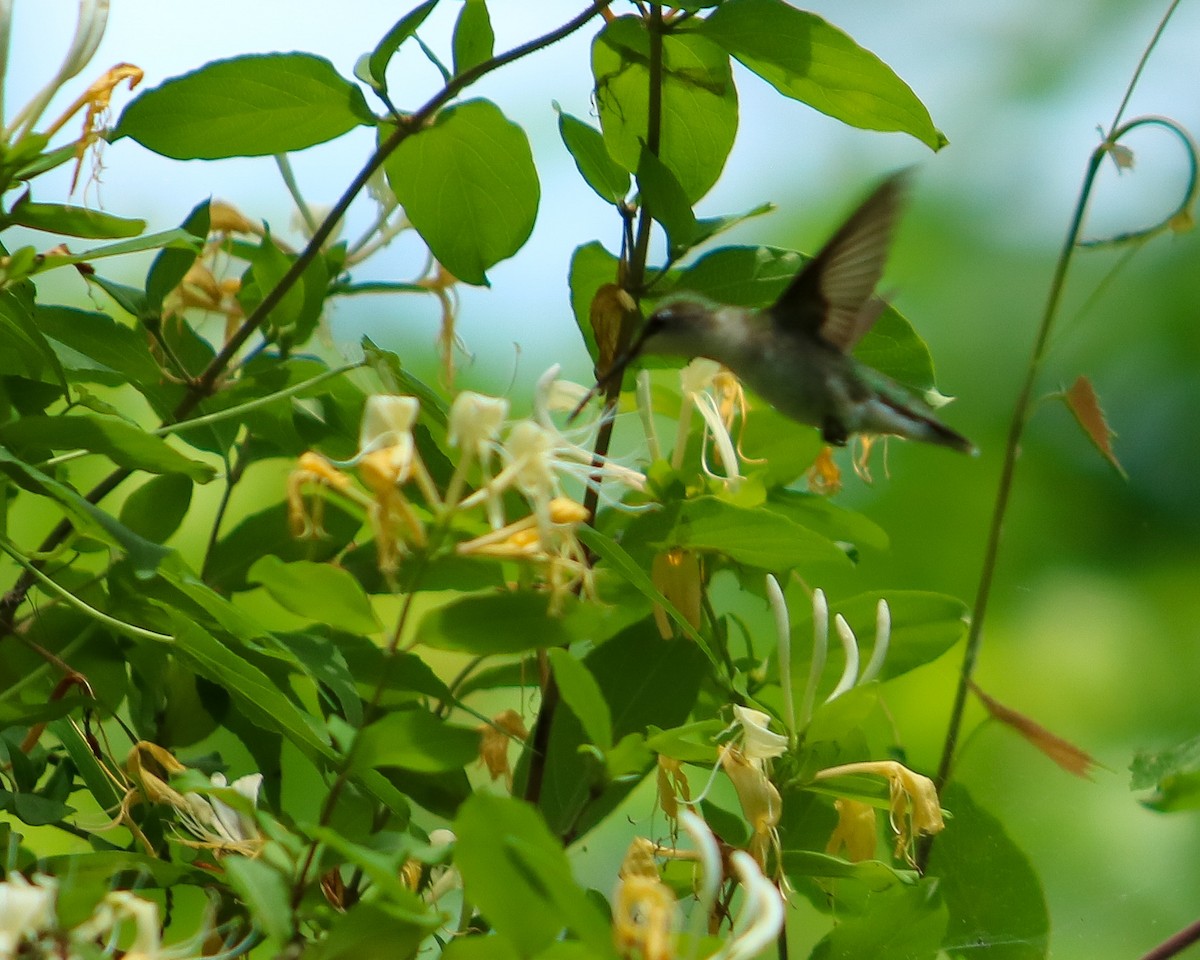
<box><xmin>0</xmin><ymin>415</ymin><xmax>214</xmax><ymax>481</ymax></box>
<box><xmin>352</xmin><ymin>709</ymin><xmax>478</xmax><ymax>774</ymax></box>
<box><xmin>568</xmin><ymin>241</ymin><xmax>621</xmax><ymax>362</ymax></box>
<box><xmin>454</xmin><ymin>794</ymin><xmax>613</xmax><ymax>956</ymax></box>
<box><xmin>34</xmin><ymin>305</ymin><xmax>162</xmax><ymax>387</ymax></box>
<box><xmin>383</xmin><ymin>98</ymin><xmax>539</xmax><ymax>286</ymax></box>
<box><xmin>418</xmin><ymin>591</ymin><xmax>574</xmax><ymax>654</ymax></box>
<box><xmin>637</xmin><ymin>146</ymin><xmax>699</xmax><ymax>256</ymax></box>
<box><xmin>667</xmin><ymin>245</ymin><xmax>937</xmax><ymax>391</ymax></box>
<box><xmin>247</xmin><ymin>555</ymin><xmax>381</xmax><ymax>633</ymax></box>
<box><xmin>700</xmin><ymin>0</ymin><xmax>947</xmax><ymax>151</ymax></box>
<box><xmin>811</xmin><ymin>879</ymin><xmax>948</xmax><ymax>960</ymax></box>
<box><xmin>593</xmin><ymin>17</ymin><xmax>737</xmax><ymax>203</ymax></box>
<box><xmin>205</xmin><ymin>500</ymin><xmax>362</xmax><ymax>594</ymax></box>
<box><xmin>453</xmin><ymin>0</ymin><xmax>494</xmax><ymax>75</ymax></box>
<box><xmin>310</xmin><ymin>903</ymin><xmax>438</xmax><ymax>960</ymax></box>
<box><xmin>240</xmin><ymin>231</ymin><xmax>309</xmax><ymax>334</ymax></box>
<box><xmin>364</xmin><ymin>0</ymin><xmax>440</xmax><ymax>90</ymax></box>
<box><xmin>169</xmin><ymin>616</ymin><xmax>334</xmax><ymax>763</ymax></box>
<box><xmin>223</xmin><ymin>857</ymin><xmax>294</xmax><ymax>943</ymax></box>
<box><xmin>0</xmin><ymin>289</ymin><xmax>67</xmax><ymax>389</ymax></box>
<box><xmin>548</xmin><ymin>649</ymin><xmax>613</xmax><ymax>750</ymax></box>
<box><xmin>33</xmin><ymin>228</ymin><xmax>204</xmax><ymax>274</ymax></box>
<box><xmin>766</xmin><ymin>489</ymin><xmax>889</xmax><ymax>552</ymax></box>
<box><xmin>145</xmin><ymin>200</ymin><xmax>210</xmax><ymax>315</ymax></box>
<box><xmin>783</xmin><ymin>850</ymin><xmax>918</xmax><ymax>892</ymax></box>
<box><xmin>0</xmin><ymin>790</ymin><xmax>73</xmax><ymax>826</ymax></box>
<box><xmin>930</xmin><ymin>783</ymin><xmax>1049</xmax><ymax>960</ymax></box>
<box><xmin>670</xmin><ymin>496</ymin><xmax>852</xmax><ymax>571</ymax></box>
<box><xmin>7</xmin><ymin>201</ymin><xmax>145</xmax><ymax>239</ymax></box>
<box><xmin>1131</xmin><ymin>733</ymin><xmax>1200</xmax><ymax>811</ymax></box>
<box><xmin>119</xmin><ymin>473</ymin><xmax>193</xmax><ymax>543</ymax></box>
<box><xmin>555</xmin><ymin>107</ymin><xmax>630</xmax><ymax>205</ymax></box>
<box><xmin>114</xmin><ymin>53</ymin><xmax>373</xmax><ymax>159</ymax></box>
<box><xmin>0</xmin><ymin>446</ymin><xmax>172</xmax><ymax>576</ymax></box>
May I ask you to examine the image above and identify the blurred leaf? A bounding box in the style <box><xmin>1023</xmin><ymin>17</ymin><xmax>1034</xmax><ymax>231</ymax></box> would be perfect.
<box><xmin>555</xmin><ymin>106</ymin><xmax>630</xmax><ymax>205</ymax></box>
<box><xmin>930</xmin><ymin>783</ymin><xmax>1049</xmax><ymax>960</ymax></box>
<box><xmin>0</xmin><ymin>447</ymin><xmax>171</xmax><ymax>576</ymax></box>
<box><xmin>119</xmin><ymin>473</ymin><xmax>193</xmax><ymax>543</ymax></box>
<box><xmin>670</xmin><ymin>496</ymin><xmax>852</xmax><ymax>571</ymax></box>
<box><xmin>1063</xmin><ymin>375</ymin><xmax>1126</xmax><ymax>478</ymax></box>
<box><xmin>383</xmin><ymin>99</ymin><xmax>539</xmax><ymax>286</ymax></box>
<box><xmin>310</xmin><ymin>902</ymin><xmax>438</xmax><ymax>960</ymax></box>
<box><xmin>364</xmin><ymin>0</ymin><xmax>440</xmax><ymax>90</ymax></box>
<box><xmin>145</xmin><ymin>200</ymin><xmax>210</xmax><ymax>315</ymax></box>
<box><xmin>593</xmin><ymin>17</ymin><xmax>737</xmax><ymax>203</ymax></box>
<box><xmin>0</xmin><ymin>415</ymin><xmax>214</xmax><ymax>481</ymax></box>
<box><xmin>34</xmin><ymin>228</ymin><xmax>202</xmax><ymax>273</ymax></box>
<box><xmin>811</xmin><ymin>879</ymin><xmax>948</xmax><ymax>960</ymax></box>
<box><xmin>353</xmin><ymin>709</ymin><xmax>478</xmax><ymax>774</ymax></box>
<box><xmin>418</xmin><ymin>591</ymin><xmax>574</xmax><ymax>654</ymax></box>
<box><xmin>0</xmin><ymin>790</ymin><xmax>73</xmax><ymax>826</ymax></box>
<box><xmin>206</xmin><ymin>500</ymin><xmax>361</xmax><ymax>594</ymax></box>
<box><xmin>548</xmin><ymin>649</ymin><xmax>613</xmax><ymax>750</ymax></box>
<box><xmin>224</xmin><ymin>857</ymin><xmax>294</xmax><ymax>943</ymax></box>
<box><xmin>442</xmin><ymin>936</ymin><xmax>522</xmax><ymax>960</ymax></box>
<box><xmin>783</xmin><ymin>850</ymin><xmax>917</xmax><ymax>891</ymax></box>
<box><xmin>637</xmin><ymin>146</ymin><xmax>699</xmax><ymax>254</ymax></box>
<box><xmin>114</xmin><ymin>53</ymin><xmax>373</xmax><ymax>159</ymax></box>
<box><xmin>453</xmin><ymin>0</ymin><xmax>494</xmax><ymax>75</ymax></box>
<box><xmin>34</xmin><ymin>305</ymin><xmax>162</xmax><ymax>388</ymax></box>
<box><xmin>700</xmin><ymin>0</ymin><xmax>947</xmax><ymax>150</ymax></box>
<box><xmin>569</xmin><ymin>242</ymin><xmax>622</xmax><ymax>363</ymax></box>
<box><xmin>767</xmin><ymin>489</ymin><xmax>889</xmax><ymax>552</ymax></box>
<box><xmin>0</xmin><ymin>289</ymin><xmax>67</xmax><ymax>389</ymax></box>
<box><xmin>1131</xmin><ymin>734</ymin><xmax>1200</xmax><ymax>812</ymax></box>
<box><xmin>739</xmin><ymin>404</ymin><xmax>825</xmax><ymax>486</ymax></box>
<box><xmin>454</xmin><ymin>794</ymin><xmax>612</xmax><ymax>956</ymax></box>
<box><xmin>7</xmin><ymin>201</ymin><xmax>145</xmax><ymax>239</ymax></box>
<box><xmin>247</xmin><ymin>555</ymin><xmax>381</xmax><ymax>633</ymax></box>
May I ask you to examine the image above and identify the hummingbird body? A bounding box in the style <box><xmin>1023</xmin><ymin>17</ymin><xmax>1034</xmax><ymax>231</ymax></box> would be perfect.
<box><xmin>586</xmin><ymin>171</ymin><xmax>975</xmax><ymax>455</ymax></box>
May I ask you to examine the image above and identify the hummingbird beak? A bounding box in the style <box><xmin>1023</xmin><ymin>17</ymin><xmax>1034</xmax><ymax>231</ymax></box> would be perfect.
<box><xmin>566</xmin><ymin>324</ymin><xmax>656</xmax><ymax>423</ymax></box>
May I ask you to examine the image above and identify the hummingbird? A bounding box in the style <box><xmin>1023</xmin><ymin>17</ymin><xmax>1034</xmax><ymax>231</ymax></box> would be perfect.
<box><xmin>577</xmin><ymin>171</ymin><xmax>975</xmax><ymax>454</ymax></box>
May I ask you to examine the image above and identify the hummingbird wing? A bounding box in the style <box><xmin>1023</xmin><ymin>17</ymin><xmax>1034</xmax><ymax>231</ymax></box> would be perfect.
<box><xmin>770</xmin><ymin>171</ymin><xmax>910</xmax><ymax>353</ymax></box>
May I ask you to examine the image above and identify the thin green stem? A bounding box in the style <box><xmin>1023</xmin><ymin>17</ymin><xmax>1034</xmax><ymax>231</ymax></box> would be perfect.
<box><xmin>922</xmin><ymin>6</ymin><xmax>1191</xmax><ymax>866</ymax></box>
<box><xmin>0</xmin><ymin>536</ymin><xmax>172</xmax><ymax>644</ymax></box>
<box><xmin>1107</xmin><ymin>0</ymin><xmax>1183</xmax><ymax>134</ymax></box>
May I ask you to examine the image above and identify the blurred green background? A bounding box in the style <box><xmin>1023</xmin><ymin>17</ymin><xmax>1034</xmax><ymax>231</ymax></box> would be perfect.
<box><xmin>16</xmin><ymin>1</ymin><xmax>1200</xmax><ymax>957</ymax></box>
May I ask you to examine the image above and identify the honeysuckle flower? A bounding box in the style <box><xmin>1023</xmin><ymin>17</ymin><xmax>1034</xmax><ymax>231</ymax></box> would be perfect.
<box><xmin>613</xmin><ymin>838</ymin><xmax>676</xmax><ymax>960</ymax></box>
<box><xmin>0</xmin><ymin>873</ymin><xmax>57</xmax><ymax>958</ymax></box>
<box><xmin>415</xmin><ymin>262</ymin><xmax>462</xmax><ymax>387</ymax></box>
<box><xmin>677</xmin><ymin>810</ymin><xmax>721</xmax><ymax>922</ymax></box>
<box><xmin>806</xmin><ymin>446</ymin><xmax>842</xmax><ymax>495</ymax></box>
<box><xmin>814</xmin><ymin>760</ymin><xmax>945</xmax><ymax>866</ymax></box>
<box><xmin>672</xmin><ymin>359</ymin><xmax>744</xmax><ymax>488</ymax></box>
<box><xmin>179</xmin><ymin>772</ymin><xmax>263</xmax><ymax>855</ymax></box>
<box><xmin>859</xmin><ymin>600</ymin><xmax>891</xmax><ymax>684</ymax></box>
<box><xmin>731</xmin><ymin>706</ymin><xmax>788</xmax><ymax>762</ymax></box>
<box><xmin>827</xmin><ymin>613</ymin><xmax>861</xmax><ymax>701</ymax></box>
<box><xmin>826</xmin><ymin>797</ymin><xmax>879</xmax><ymax>863</ymax></box>
<box><xmin>651</xmin><ymin>548</ymin><xmax>702</xmax><ymax>640</ymax></box>
<box><xmin>799</xmin><ymin>588</ymin><xmax>828</xmax><ymax>730</ymax></box>
<box><xmin>73</xmin><ymin>889</ymin><xmax>222</xmax><ymax>960</ymax></box>
<box><xmin>719</xmin><ymin>744</ymin><xmax>782</xmax><ymax>869</ymax></box>
<box><xmin>287</xmin><ymin>451</ymin><xmax>359</xmax><ymax>539</ymax></box>
<box><xmin>655</xmin><ymin>755</ymin><xmax>692</xmax><ymax>822</ymax></box>
<box><xmin>711</xmin><ymin>851</ymin><xmax>786</xmax><ymax>960</ymax></box>
<box><xmin>445</xmin><ymin>391</ymin><xmax>509</xmax><ymax>521</ymax></box>
<box><xmin>765</xmin><ymin>574</ymin><xmax>796</xmax><ymax>745</ymax></box>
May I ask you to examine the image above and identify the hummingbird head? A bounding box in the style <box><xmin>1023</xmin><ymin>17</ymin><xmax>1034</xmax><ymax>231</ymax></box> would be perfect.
<box><xmin>637</xmin><ymin>297</ymin><xmax>721</xmax><ymax>358</ymax></box>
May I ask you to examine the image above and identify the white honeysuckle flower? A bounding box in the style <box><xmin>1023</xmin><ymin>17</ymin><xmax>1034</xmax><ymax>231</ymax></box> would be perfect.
<box><xmin>827</xmin><ymin>613</ymin><xmax>861</xmax><ymax>702</ymax></box>
<box><xmin>358</xmin><ymin>394</ymin><xmax>419</xmax><ymax>465</ymax></box>
<box><xmin>672</xmin><ymin>359</ymin><xmax>742</xmax><ymax>488</ymax></box>
<box><xmin>678</xmin><ymin>810</ymin><xmax>721</xmax><ymax>922</ymax></box>
<box><xmin>765</xmin><ymin>574</ymin><xmax>796</xmax><ymax>745</ymax></box>
<box><xmin>446</xmin><ymin>391</ymin><xmax>509</xmax><ymax>522</ymax></box>
<box><xmin>0</xmin><ymin>873</ymin><xmax>57</xmax><ymax>957</ymax></box>
<box><xmin>177</xmin><ymin>772</ymin><xmax>263</xmax><ymax>854</ymax></box>
<box><xmin>798</xmin><ymin>588</ymin><xmax>828</xmax><ymax>729</ymax></box>
<box><xmin>732</xmin><ymin>705</ymin><xmax>788</xmax><ymax>762</ymax></box>
<box><xmin>7</xmin><ymin>0</ymin><xmax>109</xmax><ymax>141</ymax></box>
<box><xmin>711</xmin><ymin>851</ymin><xmax>786</xmax><ymax>960</ymax></box>
<box><xmin>858</xmin><ymin>599</ymin><xmax>892</xmax><ymax>684</ymax></box>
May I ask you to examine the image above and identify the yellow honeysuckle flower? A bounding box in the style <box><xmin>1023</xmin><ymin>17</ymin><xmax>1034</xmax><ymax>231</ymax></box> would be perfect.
<box><xmin>719</xmin><ymin>744</ymin><xmax>782</xmax><ymax>869</ymax></box>
<box><xmin>651</xmin><ymin>548</ymin><xmax>702</xmax><ymax>640</ymax></box>
<box><xmin>826</xmin><ymin>797</ymin><xmax>879</xmax><ymax>863</ymax></box>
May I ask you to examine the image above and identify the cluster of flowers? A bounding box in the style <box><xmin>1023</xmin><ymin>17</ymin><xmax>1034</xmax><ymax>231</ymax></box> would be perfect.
<box><xmin>289</xmin><ymin>366</ymin><xmax>647</xmax><ymax>609</ymax></box>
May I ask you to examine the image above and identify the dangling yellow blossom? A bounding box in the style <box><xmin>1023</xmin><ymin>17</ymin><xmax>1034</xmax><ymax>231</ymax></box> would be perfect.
<box><xmin>613</xmin><ymin>838</ymin><xmax>676</xmax><ymax>960</ymax></box>
<box><xmin>287</xmin><ymin>451</ymin><xmax>357</xmax><ymax>539</ymax></box>
<box><xmin>655</xmin><ymin>755</ymin><xmax>692</xmax><ymax>821</ymax></box>
<box><xmin>477</xmin><ymin>709</ymin><xmax>529</xmax><ymax>787</ymax></box>
<box><xmin>807</xmin><ymin>445</ymin><xmax>842</xmax><ymax>495</ymax></box>
<box><xmin>719</xmin><ymin>744</ymin><xmax>782</xmax><ymax>869</ymax></box>
<box><xmin>814</xmin><ymin>760</ymin><xmax>945</xmax><ymax>865</ymax></box>
<box><xmin>826</xmin><ymin>797</ymin><xmax>879</xmax><ymax>863</ymax></box>
<box><xmin>651</xmin><ymin>548</ymin><xmax>702</xmax><ymax>640</ymax></box>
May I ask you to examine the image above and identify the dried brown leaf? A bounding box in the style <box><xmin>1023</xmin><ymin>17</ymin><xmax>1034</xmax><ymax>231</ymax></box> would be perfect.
<box><xmin>971</xmin><ymin>681</ymin><xmax>1098</xmax><ymax>779</ymax></box>
<box><xmin>1064</xmin><ymin>375</ymin><xmax>1127</xmax><ymax>479</ymax></box>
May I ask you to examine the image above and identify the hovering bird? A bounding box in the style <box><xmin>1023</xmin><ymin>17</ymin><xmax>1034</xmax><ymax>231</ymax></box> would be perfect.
<box><xmin>577</xmin><ymin>171</ymin><xmax>975</xmax><ymax>454</ymax></box>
